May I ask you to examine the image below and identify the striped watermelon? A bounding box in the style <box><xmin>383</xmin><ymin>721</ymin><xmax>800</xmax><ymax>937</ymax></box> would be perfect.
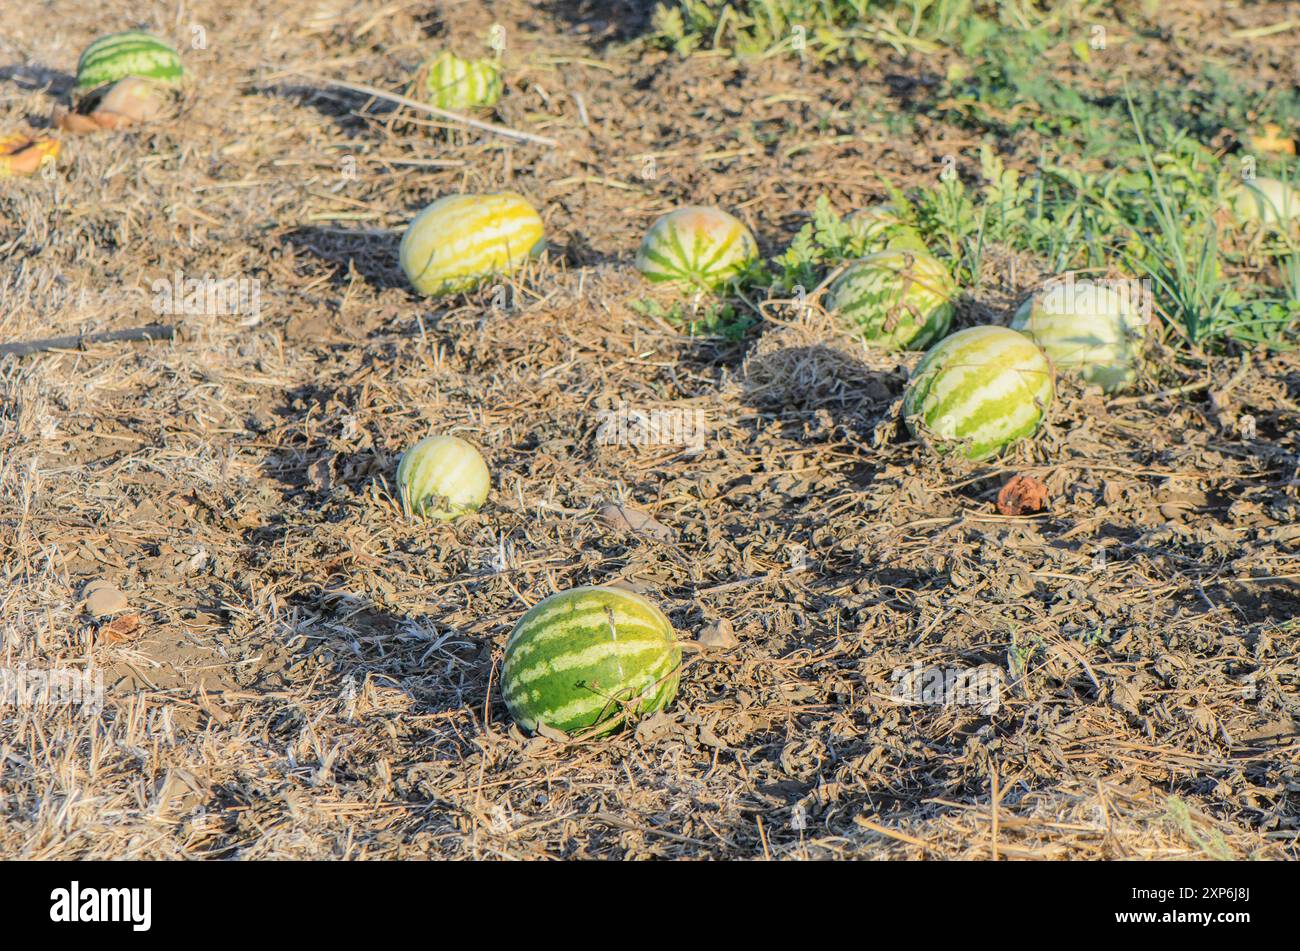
<box><xmin>827</xmin><ymin>249</ymin><xmax>956</xmax><ymax>350</ymax></box>
<box><xmin>635</xmin><ymin>206</ymin><xmax>758</xmax><ymax>291</ymax></box>
<box><xmin>75</xmin><ymin>32</ymin><xmax>182</xmax><ymax>93</ymax></box>
<box><xmin>396</xmin><ymin>434</ymin><xmax>490</xmax><ymax>519</ymax></box>
<box><xmin>417</xmin><ymin>51</ymin><xmax>503</xmax><ymax>112</ymax></box>
<box><xmin>903</xmin><ymin>325</ymin><xmax>1054</xmax><ymax>462</ymax></box>
<box><xmin>844</xmin><ymin>204</ymin><xmax>927</xmax><ymax>254</ymax></box>
<box><xmin>503</xmin><ymin>586</ymin><xmax>681</xmax><ymax>735</ymax></box>
<box><xmin>1227</xmin><ymin>176</ymin><xmax>1300</xmax><ymax>225</ymax></box>
<box><xmin>1011</xmin><ymin>278</ymin><xmax>1148</xmax><ymax>392</ymax></box>
<box><xmin>399</xmin><ymin>192</ymin><xmax>545</xmax><ymax>296</ymax></box>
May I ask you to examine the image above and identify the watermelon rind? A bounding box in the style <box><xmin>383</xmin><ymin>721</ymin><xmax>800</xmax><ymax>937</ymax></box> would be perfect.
<box><xmin>399</xmin><ymin>192</ymin><xmax>545</xmax><ymax>296</ymax></box>
<box><xmin>844</xmin><ymin>204</ymin><xmax>928</xmax><ymax>255</ymax></box>
<box><xmin>396</xmin><ymin>434</ymin><xmax>490</xmax><ymax>520</ymax></box>
<box><xmin>1226</xmin><ymin>176</ymin><xmax>1300</xmax><ymax>226</ymax></box>
<box><xmin>76</xmin><ymin>32</ymin><xmax>183</xmax><ymax>93</ymax></box>
<box><xmin>502</xmin><ymin>586</ymin><xmax>681</xmax><ymax>736</ymax></box>
<box><xmin>902</xmin><ymin>325</ymin><xmax>1054</xmax><ymax>462</ymax></box>
<box><xmin>827</xmin><ymin>248</ymin><xmax>956</xmax><ymax>350</ymax></box>
<box><xmin>418</xmin><ymin>51</ymin><xmax>503</xmax><ymax>112</ymax></box>
<box><xmin>635</xmin><ymin>206</ymin><xmax>758</xmax><ymax>291</ymax></box>
<box><xmin>1010</xmin><ymin>278</ymin><xmax>1148</xmax><ymax>393</ymax></box>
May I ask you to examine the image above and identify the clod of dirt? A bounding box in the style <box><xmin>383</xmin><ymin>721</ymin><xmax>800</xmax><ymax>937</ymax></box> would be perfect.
<box><xmin>996</xmin><ymin>475</ymin><xmax>1049</xmax><ymax>516</ymax></box>
<box><xmin>696</xmin><ymin>618</ymin><xmax>738</xmax><ymax>649</ymax></box>
<box><xmin>598</xmin><ymin>503</ymin><xmax>672</xmax><ymax>542</ymax></box>
<box><xmin>84</xmin><ymin>579</ymin><xmax>128</xmax><ymax>618</ymax></box>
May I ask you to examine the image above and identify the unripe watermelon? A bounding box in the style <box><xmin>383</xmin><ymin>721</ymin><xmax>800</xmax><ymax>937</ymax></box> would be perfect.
<box><xmin>635</xmin><ymin>206</ymin><xmax>758</xmax><ymax>291</ymax></box>
<box><xmin>903</xmin><ymin>325</ymin><xmax>1054</xmax><ymax>462</ymax></box>
<box><xmin>844</xmin><ymin>204</ymin><xmax>927</xmax><ymax>254</ymax></box>
<box><xmin>399</xmin><ymin>192</ymin><xmax>545</xmax><ymax>296</ymax></box>
<box><xmin>75</xmin><ymin>32</ymin><xmax>182</xmax><ymax>93</ymax></box>
<box><xmin>502</xmin><ymin>586</ymin><xmax>681</xmax><ymax>735</ymax></box>
<box><xmin>1226</xmin><ymin>176</ymin><xmax>1300</xmax><ymax>225</ymax></box>
<box><xmin>418</xmin><ymin>51</ymin><xmax>502</xmax><ymax>111</ymax></box>
<box><xmin>1011</xmin><ymin>278</ymin><xmax>1148</xmax><ymax>392</ymax></box>
<box><xmin>827</xmin><ymin>249</ymin><xmax>956</xmax><ymax>350</ymax></box>
<box><xmin>396</xmin><ymin>434</ymin><xmax>490</xmax><ymax>519</ymax></box>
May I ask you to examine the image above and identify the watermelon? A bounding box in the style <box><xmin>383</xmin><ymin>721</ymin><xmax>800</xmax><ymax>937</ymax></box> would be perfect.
<box><xmin>844</xmin><ymin>204</ymin><xmax>927</xmax><ymax>254</ymax></box>
<box><xmin>1227</xmin><ymin>176</ymin><xmax>1300</xmax><ymax>225</ymax></box>
<box><xmin>635</xmin><ymin>206</ymin><xmax>758</xmax><ymax>291</ymax></box>
<box><xmin>399</xmin><ymin>192</ymin><xmax>545</xmax><ymax>296</ymax></box>
<box><xmin>1010</xmin><ymin>278</ymin><xmax>1148</xmax><ymax>392</ymax></box>
<box><xmin>902</xmin><ymin>325</ymin><xmax>1054</xmax><ymax>461</ymax></box>
<box><xmin>396</xmin><ymin>434</ymin><xmax>490</xmax><ymax>519</ymax></box>
<box><xmin>418</xmin><ymin>51</ymin><xmax>503</xmax><ymax>112</ymax></box>
<box><xmin>827</xmin><ymin>249</ymin><xmax>956</xmax><ymax>350</ymax></box>
<box><xmin>502</xmin><ymin>586</ymin><xmax>681</xmax><ymax>735</ymax></box>
<box><xmin>75</xmin><ymin>32</ymin><xmax>182</xmax><ymax>93</ymax></box>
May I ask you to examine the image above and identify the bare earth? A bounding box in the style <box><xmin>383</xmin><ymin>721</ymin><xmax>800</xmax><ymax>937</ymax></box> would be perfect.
<box><xmin>1</xmin><ymin>1</ymin><xmax>1298</xmax><ymax>859</ymax></box>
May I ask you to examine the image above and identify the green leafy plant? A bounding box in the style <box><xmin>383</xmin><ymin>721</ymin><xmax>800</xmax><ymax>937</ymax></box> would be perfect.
<box><xmin>630</xmin><ymin>296</ymin><xmax>758</xmax><ymax>340</ymax></box>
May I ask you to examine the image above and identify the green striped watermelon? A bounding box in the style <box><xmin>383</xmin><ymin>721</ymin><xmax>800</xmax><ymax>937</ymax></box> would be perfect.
<box><xmin>827</xmin><ymin>249</ymin><xmax>956</xmax><ymax>350</ymax></box>
<box><xmin>418</xmin><ymin>51</ymin><xmax>502</xmax><ymax>111</ymax></box>
<box><xmin>75</xmin><ymin>32</ymin><xmax>182</xmax><ymax>93</ymax></box>
<box><xmin>1226</xmin><ymin>176</ymin><xmax>1300</xmax><ymax>226</ymax></box>
<box><xmin>635</xmin><ymin>206</ymin><xmax>758</xmax><ymax>291</ymax></box>
<box><xmin>844</xmin><ymin>204</ymin><xmax>927</xmax><ymax>255</ymax></box>
<box><xmin>396</xmin><ymin>434</ymin><xmax>490</xmax><ymax>519</ymax></box>
<box><xmin>903</xmin><ymin>325</ymin><xmax>1054</xmax><ymax>462</ymax></box>
<box><xmin>400</xmin><ymin>192</ymin><xmax>545</xmax><ymax>296</ymax></box>
<box><xmin>1010</xmin><ymin>278</ymin><xmax>1148</xmax><ymax>393</ymax></box>
<box><xmin>502</xmin><ymin>586</ymin><xmax>681</xmax><ymax>736</ymax></box>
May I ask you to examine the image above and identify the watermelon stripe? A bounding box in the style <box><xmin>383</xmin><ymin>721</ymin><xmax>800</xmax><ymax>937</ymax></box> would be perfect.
<box><xmin>1010</xmin><ymin>280</ymin><xmax>1147</xmax><ymax>392</ymax></box>
<box><xmin>828</xmin><ymin>249</ymin><xmax>955</xmax><ymax>350</ymax></box>
<box><xmin>903</xmin><ymin>325</ymin><xmax>1053</xmax><ymax>461</ymax></box>
<box><xmin>502</xmin><ymin>586</ymin><xmax>680</xmax><ymax>735</ymax></box>
<box><xmin>76</xmin><ymin>32</ymin><xmax>182</xmax><ymax>91</ymax></box>
<box><xmin>504</xmin><ymin>639</ymin><xmax>672</xmax><ymax>693</ymax></box>
<box><xmin>396</xmin><ymin>434</ymin><xmax>490</xmax><ymax>519</ymax></box>
<box><xmin>508</xmin><ymin>615</ymin><xmax>669</xmax><ymax>657</ymax></box>
<box><xmin>420</xmin><ymin>52</ymin><xmax>502</xmax><ymax>111</ymax></box>
<box><xmin>400</xmin><ymin>192</ymin><xmax>545</xmax><ymax>296</ymax></box>
<box><xmin>635</xmin><ymin>206</ymin><xmax>757</xmax><ymax>291</ymax></box>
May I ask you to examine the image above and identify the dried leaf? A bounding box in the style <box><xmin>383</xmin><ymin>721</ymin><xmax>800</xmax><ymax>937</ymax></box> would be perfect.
<box><xmin>997</xmin><ymin>474</ymin><xmax>1049</xmax><ymax>516</ymax></box>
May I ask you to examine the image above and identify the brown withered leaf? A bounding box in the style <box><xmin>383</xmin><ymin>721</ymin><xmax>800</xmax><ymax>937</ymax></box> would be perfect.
<box><xmin>696</xmin><ymin>617</ymin><xmax>738</xmax><ymax>649</ymax></box>
<box><xmin>100</xmin><ymin>613</ymin><xmax>142</xmax><ymax>644</ymax></box>
<box><xmin>598</xmin><ymin>503</ymin><xmax>673</xmax><ymax>542</ymax></box>
<box><xmin>997</xmin><ymin>475</ymin><xmax>1049</xmax><ymax>516</ymax></box>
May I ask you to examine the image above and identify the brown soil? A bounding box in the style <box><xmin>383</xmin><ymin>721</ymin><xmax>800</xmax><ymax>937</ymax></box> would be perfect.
<box><xmin>1</xmin><ymin>0</ymin><xmax>1298</xmax><ymax>859</ymax></box>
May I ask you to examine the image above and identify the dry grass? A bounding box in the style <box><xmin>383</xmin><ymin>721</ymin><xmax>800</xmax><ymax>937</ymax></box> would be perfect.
<box><xmin>0</xmin><ymin>0</ymin><xmax>1297</xmax><ymax>859</ymax></box>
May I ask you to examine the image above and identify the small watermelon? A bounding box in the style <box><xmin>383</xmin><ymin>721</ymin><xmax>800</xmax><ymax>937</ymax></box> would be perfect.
<box><xmin>635</xmin><ymin>206</ymin><xmax>758</xmax><ymax>291</ymax></box>
<box><xmin>399</xmin><ymin>192</ymin><xmax>545</xmax><ymax>296</ymax></box>
<box><xmin>75</xmin><ymin>32</ymin><xmax>183</xmax><ymax>94</ymax></box>
<box><xmin>396</xmin><ymin>434</ymin><xmax>490</xmax><ymax>519</ymax></box>
<box><xmin>417</xmin><ymin>51</ymin><xmax>503</xmax><ymax>112</ymax></box>
<box><xmin>827</xmin><ymin>249</ymin><xmax>956</xmax><ymax>350</ymax></box>
<box><xmin>502</xmin><ymin>586</ymin><xmax>681</xmax><ymax>736</ymax></box>
<box><xmin>903</xmin><ymin>325</ymin><xmax>1054</xmax><ymax>462</ymax></box>
<box><xmin>844</xmin><ymin>204</ymin><xmax>927</xmax><ymax>254</ymax></box>
<box><xmin>1226</xmin><ymin>176</ymin><xmax>1300</xmax><ymax>226</ymax></box>
<box><xmin>1011</xmin><ymin>278</ymin><xmax>1148</xmax><ymax>392</ymax></box>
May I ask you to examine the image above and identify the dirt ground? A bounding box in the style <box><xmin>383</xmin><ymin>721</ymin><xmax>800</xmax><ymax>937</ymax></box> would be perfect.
<box><xmin>1</xmin><ymin>0</ymin><xmax>1298</xmax><ymax>859</ymax></box>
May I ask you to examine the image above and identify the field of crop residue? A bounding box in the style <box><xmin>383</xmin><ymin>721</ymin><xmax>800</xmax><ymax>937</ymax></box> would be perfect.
<box><xmin>1</xmin><ymin>0</ymin><xmax>1299</xmax><ymax>859</ymax></box>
